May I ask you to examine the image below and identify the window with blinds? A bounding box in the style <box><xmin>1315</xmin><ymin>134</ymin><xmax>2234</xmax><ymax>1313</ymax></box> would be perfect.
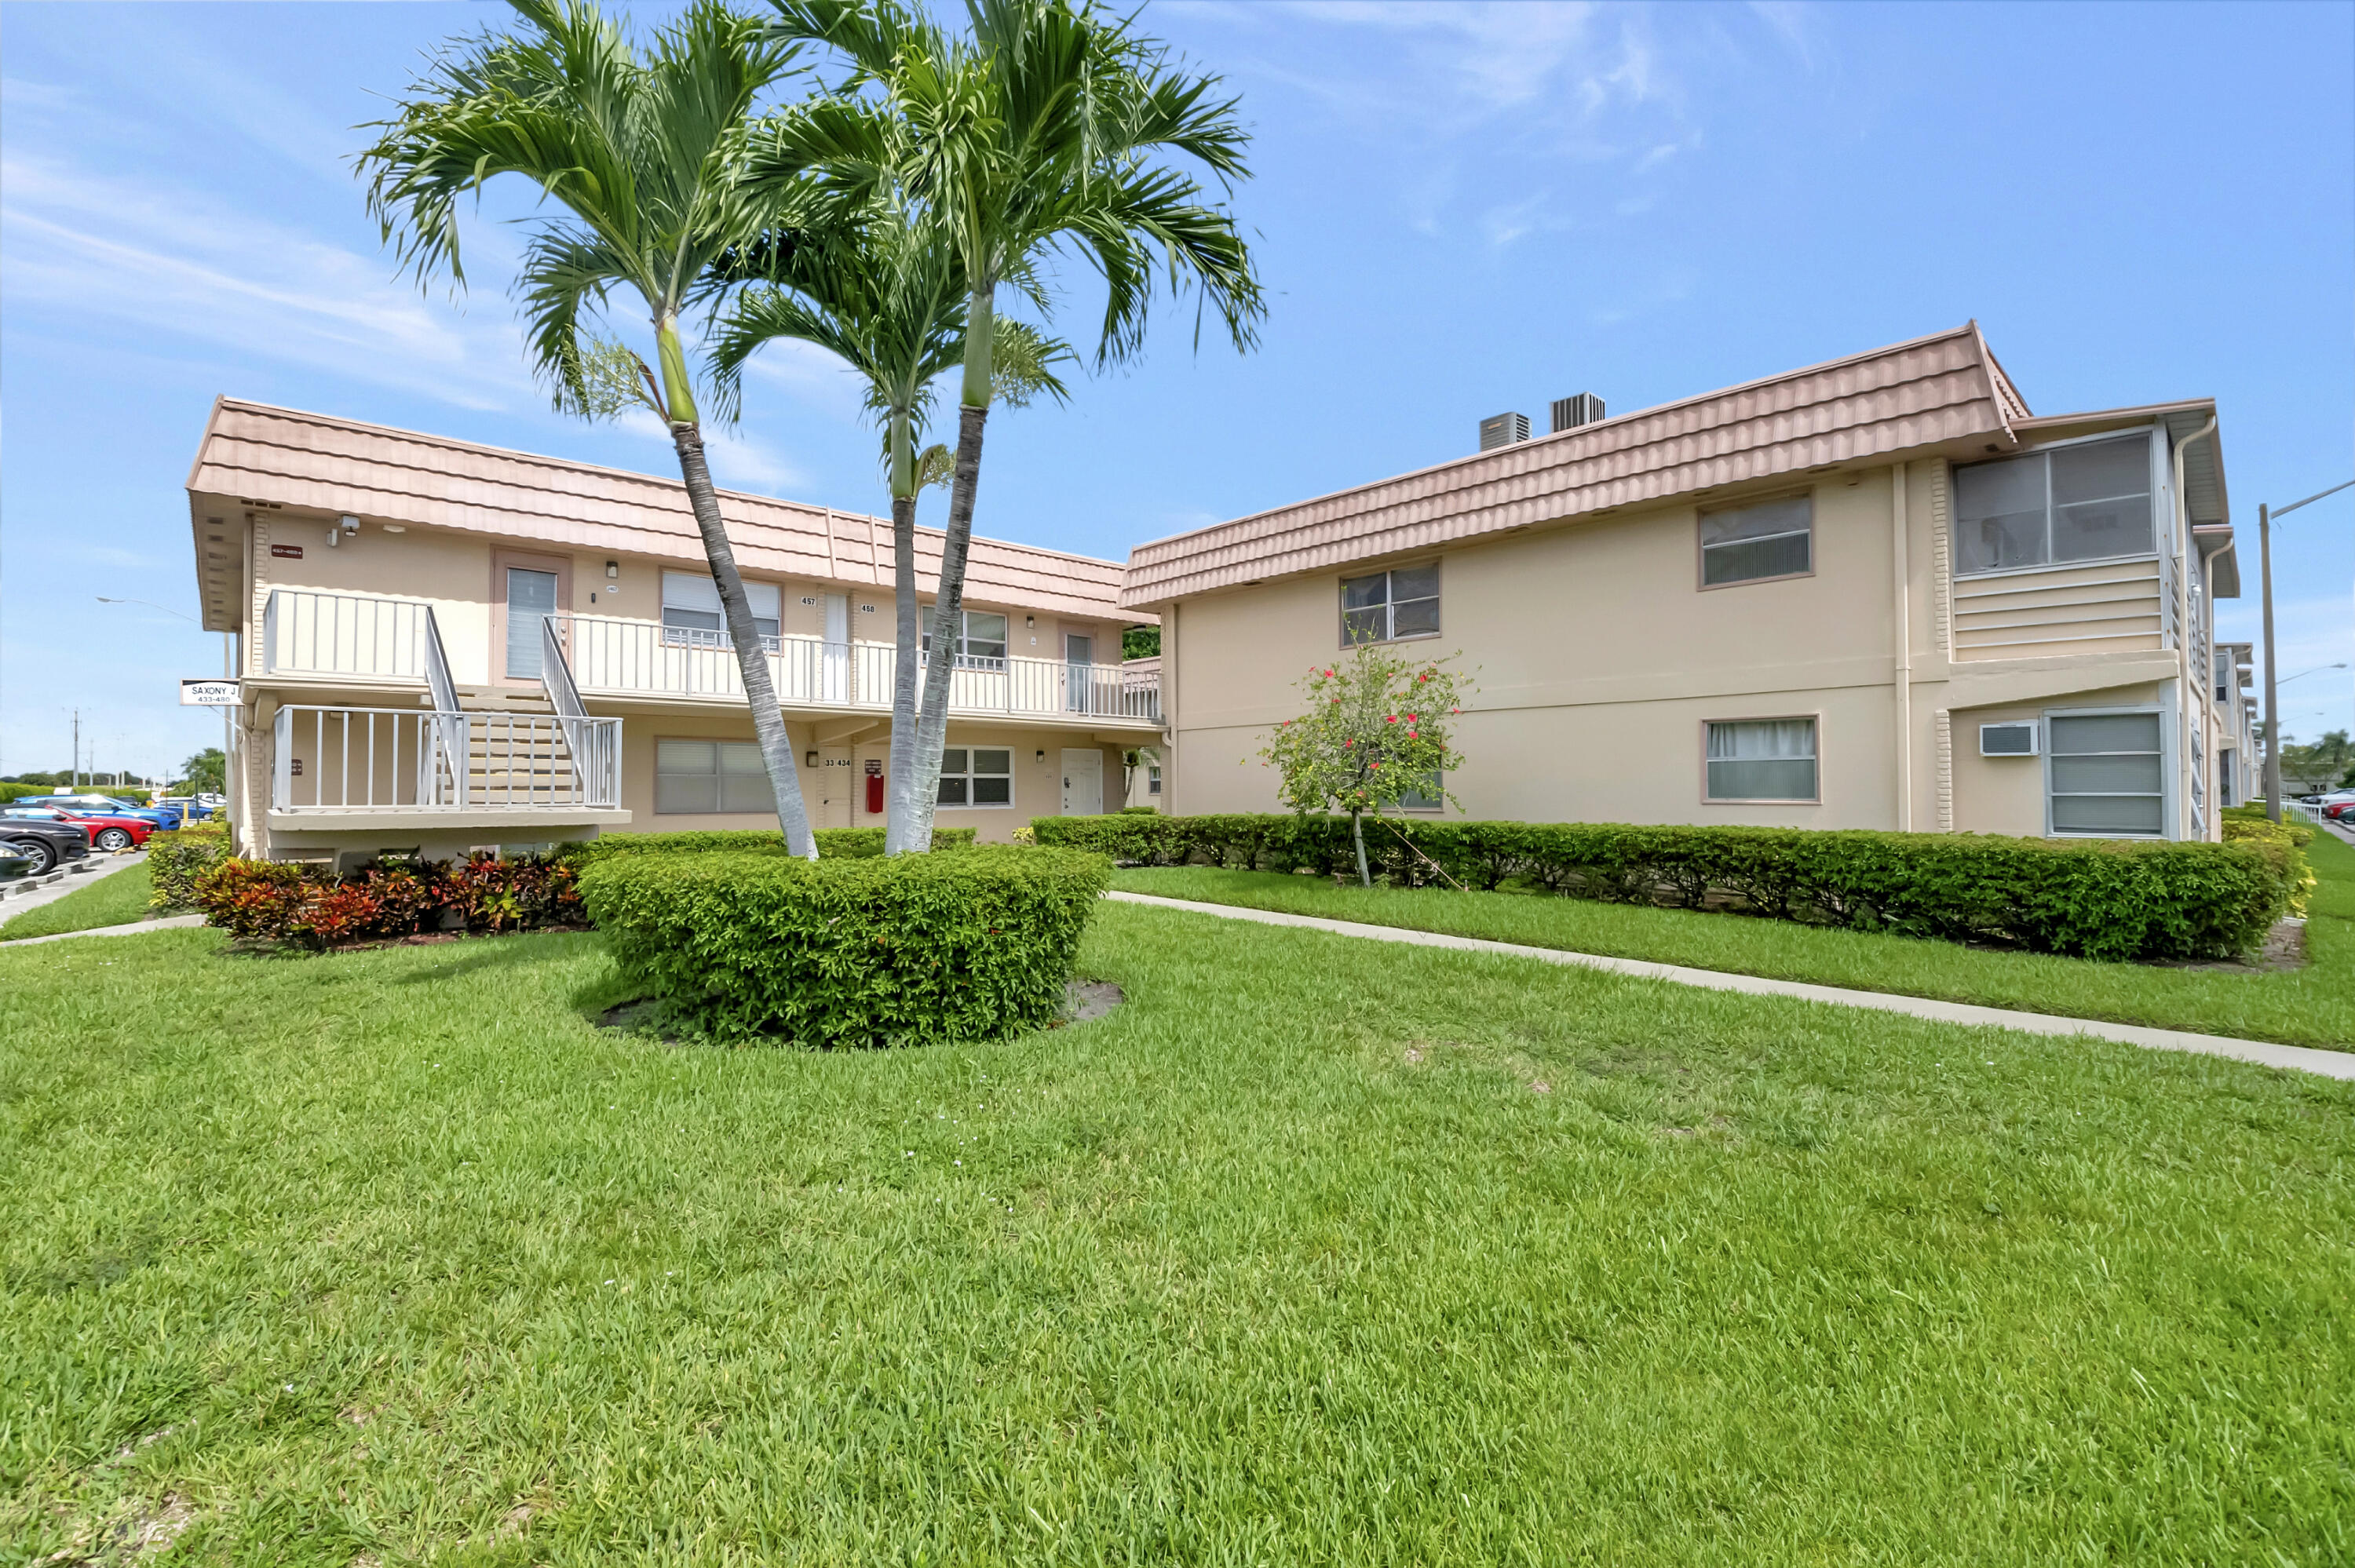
<box><xmin>1705</xmin><ymin>718</ymin><xmax>1817</xmax><ymax>802</ymax></box>
<box><xmin>661</xmin><ymin>572</ymin><xmax>780</xmax><ymax>649</ymax></box>
<box><xmin>1955</xmin><ymin>434</ymin><xmax>2155</xmax><ymax>576</ymax></box>
<box><xmin>2047</xmin><ymin>712</ymin><xmax>2163</xmax><ymax>837</ymax></box>
<box><xmin>1699</xmin><ymin>494</ymin><xmax>1813</xmax><ymax>587</ymax></box>
<box><xmin>655</xmin><ymin>738</ymin><xmax>775</xmax><ymax>815</ymax></box>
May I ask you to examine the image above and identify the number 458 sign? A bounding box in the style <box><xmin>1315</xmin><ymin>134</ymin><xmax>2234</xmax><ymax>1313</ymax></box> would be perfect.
<box><xmin>180</xmin><ymin>678</ymin><xmax>241</xmax><ymax>706</ymax></box>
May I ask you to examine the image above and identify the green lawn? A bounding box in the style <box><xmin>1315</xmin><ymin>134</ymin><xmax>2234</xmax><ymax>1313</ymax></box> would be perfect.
<box><xmin>4</xmin><ymin>909</ymin><xmax>2351</xmax><ymax>1563</ymax></box>
<box><xmin>0</xmin><ymin>859</ymin><xmax>157</xmax><ymax>942</ymax></box>
<box><xmin>1109</xmin><ymin>830</ymin><xmax>2355</xmax><ymax>1052</ymax></box>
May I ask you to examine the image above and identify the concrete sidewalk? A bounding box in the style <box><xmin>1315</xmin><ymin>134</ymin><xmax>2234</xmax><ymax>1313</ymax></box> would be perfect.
<box><xmin>0</xmin><ymin>913</ymin><xmax>207</xmax><ymax>950</ymax></box>
<box><xmin>1104</xmin><ymin>890</ymin><xmax>2355</xmax><ymax>1081</ymax></box>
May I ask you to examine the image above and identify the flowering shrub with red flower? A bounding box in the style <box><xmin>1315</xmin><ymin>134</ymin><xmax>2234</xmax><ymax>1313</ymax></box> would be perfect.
<box><xmin>1257</xmin><ymin>643</ymin><xmax>1474</xmax><ymax>884</ymax></box>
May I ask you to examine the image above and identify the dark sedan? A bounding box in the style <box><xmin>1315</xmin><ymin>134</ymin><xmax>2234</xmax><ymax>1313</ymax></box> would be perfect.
<box><xmin>0</xmin><ymin>813</ymin><xmax>93</xmax><ymax>875</ymax></box>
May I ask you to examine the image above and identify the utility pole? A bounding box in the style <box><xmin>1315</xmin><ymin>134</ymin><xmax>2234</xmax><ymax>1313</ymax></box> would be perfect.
<box><xmin>71</xmin><ymin>709</ymin><xmax>81</xmax><ymax>789</ymax></box>
<box><xmin>2260</xmin><ymin>477</ymin><xmax>2355</xmax><ymax>822</ymax></box>
<box><xmin>2262</xmin><ymin>504</ymin><xmax>2280</xmax><ymax>822</ymax></box>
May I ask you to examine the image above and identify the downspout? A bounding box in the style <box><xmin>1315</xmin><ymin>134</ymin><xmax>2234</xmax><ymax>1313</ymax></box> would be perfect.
<box><xmin>1161</xmin><ymin>603</ymin><xmax>1178</xmax><ymax>814</ymax></box>
<box><xmin>1891</xmin><ymin>462</ymin><xmax>1912</xmax><ymax>831</ymax></box>
<box><xmin>2171</xmin><ymin>418</ymin><xmax>2218</xmax><ymax>841</ymax></box>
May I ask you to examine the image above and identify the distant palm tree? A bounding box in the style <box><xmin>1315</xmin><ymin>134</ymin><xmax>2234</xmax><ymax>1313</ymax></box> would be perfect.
<box><xmin>756</xmin><ymin>0</ymin><xmax>1264</xmax><ymax>844</ymax></box>
<box><xmin>708</xmin><ymin>205</ymin><xmax>1068</xmax><ymax>851</ymax></box>
<box><xmin>356</xmin><ymin>0</ymin><xmax>823</xmax><ymax>856</ymax></box>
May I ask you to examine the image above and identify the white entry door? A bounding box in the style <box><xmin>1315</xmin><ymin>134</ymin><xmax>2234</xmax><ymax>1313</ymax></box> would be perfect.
<box><xmin>1061</xmin><ymin>747</ymin><xmax>1103</xmax><ymax>816</ymax></box>
<box><xmin>816</xmin><ymin>745</ymin><xmax>853</xmax><ymax>828</ymax></box>
<box><xmin>820</xmin><ymin>593</ymin><xmax>849</xmax><ymax>703</ymax></box>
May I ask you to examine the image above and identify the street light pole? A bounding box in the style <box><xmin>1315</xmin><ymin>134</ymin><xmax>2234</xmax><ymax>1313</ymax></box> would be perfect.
<box><xmin>2258</xmin><ymin>478</ymin><xmax>2355</xmax><ymax>822</ymax></box>
<box><xmin>2262</xmin><ymin>503</ymin><xmax>2280</xmax><ymax>822</ymax></box>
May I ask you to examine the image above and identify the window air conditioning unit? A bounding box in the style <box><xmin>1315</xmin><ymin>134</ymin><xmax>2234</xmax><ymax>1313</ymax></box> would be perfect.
<box><xmin>1980</xmin><ymin>722</ymin><xmax>2039</xmax><ymax>757</ymax></box>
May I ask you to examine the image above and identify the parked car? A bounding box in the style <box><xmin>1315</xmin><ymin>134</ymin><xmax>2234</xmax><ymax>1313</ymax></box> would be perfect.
<box><xmin>1</xmin><ymin>805</ymin><xmax>152</xmax><ymax>851</ymax></box>
<box><xmin>2325</xmin><ymin>799</ymin><xmax>2355</xmax><ymax>822</ymax></box>
<box><xmin>0</xmin><ymin>843</ymin><xmax>35</xmax><ymax>881</ymax></box>
<box><xmin>0</xmin><ymin>814</ymin><xmax>93</xmax><ymax>875</ymax></box>
<box><xmin>153</xmin><ymin>795</ymin><xmax>215</xmax><ymax>823</ymax></box>
<box><xmin>12</xmin><ymin>793</ymin><xmax>176</xmax><ymax>826</ymax></box>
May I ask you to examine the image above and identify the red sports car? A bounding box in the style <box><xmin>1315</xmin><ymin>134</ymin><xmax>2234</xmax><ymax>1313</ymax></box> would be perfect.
<box><xmin>0</xmin><ymin>805</ymin><xmax>154</xmax><ymax>851</ymax></box>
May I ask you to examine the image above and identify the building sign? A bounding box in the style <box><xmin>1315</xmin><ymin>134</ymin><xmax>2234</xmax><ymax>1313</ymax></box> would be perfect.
<box><xmin>270</xmin><ymin>543</ymin><xmax>304</xmax><ymax>560</ymax></box>
<box><xmin>179</xmin><ymin>678</ymin><xmax>242</xmax><ymax>706</ymax></box>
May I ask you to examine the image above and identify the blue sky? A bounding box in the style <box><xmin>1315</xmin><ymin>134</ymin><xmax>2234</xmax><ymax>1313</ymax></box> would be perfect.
<box><xmin>2</xmin><ymin>0</ymin><xmax>2350</xmax><ymax>780</ymax></box>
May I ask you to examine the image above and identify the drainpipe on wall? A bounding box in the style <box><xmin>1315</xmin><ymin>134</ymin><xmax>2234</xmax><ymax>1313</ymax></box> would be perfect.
<box><xmin>1160</xmin><ymin>603</ymin><xmax>1178</xmax><ymax>815</ymax></box>
<box><xmin>2171</xmin><ymin>418</ymin><xmax>2218</xmax><ymax>841</ymax></box>
<box><xmin>1891</xmin><ymin>462</ymin><xmax>1912</xmax><ymax>831</ymax></box>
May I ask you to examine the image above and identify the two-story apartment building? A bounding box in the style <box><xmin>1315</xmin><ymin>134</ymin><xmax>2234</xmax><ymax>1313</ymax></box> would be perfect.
<box><xmin>1124</xmin><ymin>324</ymin><xmax>2244</xmax><ymax>842</ymax></box>
<box><xmin>188</xmin><ymin>399</ymin><xmax>1159</xmax><ymax>866</ymax></box>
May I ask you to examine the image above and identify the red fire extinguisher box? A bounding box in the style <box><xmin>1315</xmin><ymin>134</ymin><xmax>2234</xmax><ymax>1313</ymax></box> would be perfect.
<box><xmin>864</xmin><ymin>759</ymin><xmax>885</xmax><ymax>815</ymax></box>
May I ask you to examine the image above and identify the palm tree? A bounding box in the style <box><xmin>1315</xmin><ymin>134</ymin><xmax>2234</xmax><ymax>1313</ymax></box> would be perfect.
<box><xmin>355</xmin><ymin>0</ymin><xmax>823</xmax><ymax>856</ymax></box>
<box><xmin>707</xmin><ymin>206</ymin><xmax>1068</xmax><ymax>852</ymax></box>
<box><xmin>756</xmin><ymin>0</ymin><xmax>1265</xmax><ymax>844</ymax></box>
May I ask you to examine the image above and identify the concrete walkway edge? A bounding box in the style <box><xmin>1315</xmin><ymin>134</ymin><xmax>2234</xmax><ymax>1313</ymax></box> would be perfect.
<box><xmin>0</xmin><ymin>913</ymin><xmax>207</xmax><ymax>949</ymax></box>
<box><xmin>1104</xmin><ymin>890</ymin><xmax>2355</xmax><ymax>1081</ymax></box>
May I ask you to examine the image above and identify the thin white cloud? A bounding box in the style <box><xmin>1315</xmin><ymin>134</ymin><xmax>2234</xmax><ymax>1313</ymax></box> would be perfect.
<box><xmin>2</xmin><ymin>152</ymin><xmax>537</xmax><ymax>412</ymax></box>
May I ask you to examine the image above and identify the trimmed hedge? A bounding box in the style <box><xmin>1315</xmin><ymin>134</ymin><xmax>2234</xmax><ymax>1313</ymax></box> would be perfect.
<box><xmin>579</xmin><ymin>844</ymin><xmax>1110</xmax><ymax>1045</ymax></box>
<box><xmin>1030</xmin><ymin>813</ymin><xmax>2299</xmax><ymax>962</ymax></box>
<box><xmin>148</xmin><ymin>823</ymin><xmax>231</xmax><ymax>911</ymax></box>
<box><xmin>560</xmin><ymin>826</ymin><xmax>977</xmax><ymax>866</ymax></box>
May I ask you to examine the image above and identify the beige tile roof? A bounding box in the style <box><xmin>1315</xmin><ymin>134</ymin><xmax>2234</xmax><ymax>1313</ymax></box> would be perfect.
<box><xmin>188</xmin><ymin>398</ymin><xmax>1141</xmax><ymax>627</ymax></box>
<box><xmin>1122</xmin><ymin>323</ymin><xmax>2030</xmax><ymax>607</ymax></box>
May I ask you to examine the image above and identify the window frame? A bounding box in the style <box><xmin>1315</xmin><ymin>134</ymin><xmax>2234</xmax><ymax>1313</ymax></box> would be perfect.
<box><xmin>1393</xmin><ymin>766</ymin><xmax>1447</xmax><ymax>814</ymax></box>
<box><xmin>1694</xmin><ymin>488</ymin><xmax>1816</xmax><ymax>592</ymax></box>
<box><xmin>652</xmin><ymin>736</ymin><xmax>777</xmax><ymax>817</ymax></box>
<box><xmin>1337</xmin><ymin>562</ymin><xmax>1442</xmax><ymax>649</ymax></box>
<box><xmin>921</xmin><ymin>608</ymin><xmax>1012</xmax><ymax>669</ymax></box>
<box><xmin>2042</xmin><ymin>704</ymin><xmax>2171</xmax><ymax>840</ymax></box>
<box><xmin>659</xmin><ymin>571</ymin><xmax>783</xmax><ymax>652</ymax></box>
<box><xmin>1952</xmin><ymin>426</ymin><xmax>2164</xmax><ymax>582</ymax></box>
<box><xmin>934</xmin><ymin>743</ymin><xmax>1017</xmax><ymax>810</ymax></box>
<box><xmin>1700</xmin><ymin>713</ymin><xmax>1823</xmax><ymax>806</ymax></box>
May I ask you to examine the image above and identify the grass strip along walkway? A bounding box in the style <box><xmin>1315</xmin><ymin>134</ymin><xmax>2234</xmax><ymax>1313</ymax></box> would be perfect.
<box><xmin>0</xmin><ymin>859</ymin><xmax>158</xmax><ymax>941</ymax></box>
<box><xmin>4</xmin><ymin>909</ymin><xmax>2352</xmax><ymax>1562</ymax></box>
<box><xmin>1109</xmin><ymin>828</ymin><xmax>2355</xmax><ymax>1052</ymax></box>
<box><xmin>1108</xmin><ymin>891</ymin><xmax>2355</xmax><ymax>1081</ymax></box>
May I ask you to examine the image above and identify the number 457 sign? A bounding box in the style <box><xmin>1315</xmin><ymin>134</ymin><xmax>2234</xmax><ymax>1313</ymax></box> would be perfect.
<box><xmin>180</xmin><ymin>678</ymin><xmax>241</xmax><ymax>706</ymax></box>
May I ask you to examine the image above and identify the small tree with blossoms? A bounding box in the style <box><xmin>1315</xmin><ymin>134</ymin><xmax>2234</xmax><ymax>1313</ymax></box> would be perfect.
<box><xmin>1258</xmin><ymin>642</ymin><xmax>1473</xmax><ymax>886</ymax></box>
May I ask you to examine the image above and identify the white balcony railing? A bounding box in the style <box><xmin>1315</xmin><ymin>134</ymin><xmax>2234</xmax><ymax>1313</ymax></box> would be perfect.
<box><xmin>272</xmin><ymin>705</ymin><xmax>623</xmax><ymax>813</ymax></box>
<box><xmin>263</xmin><ymin>589</ymin><xmax>433</xmax><ymax>681</ymax></box>
<box><xmin>551</xmin><ymin>614</ymin><xmax>1160</xmax><ymax>724</ymax></box>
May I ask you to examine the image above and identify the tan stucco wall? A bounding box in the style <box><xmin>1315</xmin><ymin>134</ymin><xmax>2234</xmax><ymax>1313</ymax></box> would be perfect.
<box><xmin>616</xmin><ymin>715</ymin><xmax>1121</xmax><ymax>844</ymax></box>
<box><xmin>1155</xmin><ymin>462</ymin><xmax>2207</xmax><ymax>841</ymax></box>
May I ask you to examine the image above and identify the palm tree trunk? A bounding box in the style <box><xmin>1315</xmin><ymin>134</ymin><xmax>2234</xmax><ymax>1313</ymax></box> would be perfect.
<box><xmin>672</xmin><ymin>421</ymin><xmax>817</xmax><ymax>859</ymax></box>
<box><xmin>883</xmin><ymin>487</ymin><xmax>922</xmax><ymax>855</ymax></box>
<box><xmin>907</xmin><ymin>399</ymin><xmax>988</xmax><ymax>848</ymax></box>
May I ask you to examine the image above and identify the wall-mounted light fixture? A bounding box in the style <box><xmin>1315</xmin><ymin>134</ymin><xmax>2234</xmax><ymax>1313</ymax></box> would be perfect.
<box><xmin>1024</xmin><ymin>614</ymin><xmax>1035</xmax><ymax>629</ymax></box>
<box><xmin>381</xmin><ymin>524</ymin><xmax>407</xmax><ymax>534</ymax></box>
<box><xmin>805</xmin><ymin>750</ymin><xmax>819</xmax><ymax>768</ymax></box>
<box><xmin>605</xmin><ymin>561</ymin><xmax>619</xmax><ymax>578</ymax></box>
<box><xmin>1035</xmin><ymin>749</ymin><xmax>1046</xmax><ymax>764</ymax></box>
<box><xmin>328</xmin><ymin>513</ymin><xmax>360</xmax><ymax>547</ymax></box>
